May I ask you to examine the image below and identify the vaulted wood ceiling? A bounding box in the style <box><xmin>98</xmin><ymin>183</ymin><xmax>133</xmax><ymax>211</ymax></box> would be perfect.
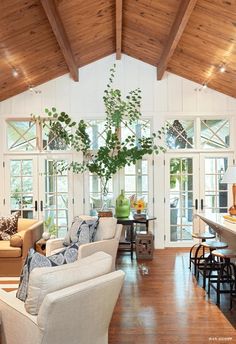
<box><xmin>1</xmin><ymin>0</ymin><xmax>236</xmax><ymax>101</ymax></box>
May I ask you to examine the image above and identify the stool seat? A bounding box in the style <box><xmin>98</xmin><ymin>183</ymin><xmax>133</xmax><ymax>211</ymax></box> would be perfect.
<box><xmin>192</xmin><ymin>232</ymin><xmax>215</xmax><ymax>240</ymax></box>
<box><xmin>211</xmin><ymin>249</ymin><xmax>236</xmax><ymax>259</ymax></box>
<box><xmin>202</xmin><ymin>241</ymin><xmax>228</xmax><ymax>250</ymax></box>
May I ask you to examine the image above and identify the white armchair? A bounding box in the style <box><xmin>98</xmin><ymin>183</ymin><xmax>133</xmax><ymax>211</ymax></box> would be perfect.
<box><xmin>46</xmin><ymin>216</ymin><xmax>122</xmax><ymax>271</ymax></box>
<box><xmin>0</xmin><ymin>252</ymin><xmax>125</xmax><ymax>344</ymax></box>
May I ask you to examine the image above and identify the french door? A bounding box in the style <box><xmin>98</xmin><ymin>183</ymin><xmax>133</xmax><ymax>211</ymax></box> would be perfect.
<box><xmin>165</xmin><ymin>152</ymin><xmax>233</xmax><ymax>247</ymax></box>
<box><xmin>4</xmin><ymin>154</ymin><xmax>74</xmax><ymax>237</ymax></box>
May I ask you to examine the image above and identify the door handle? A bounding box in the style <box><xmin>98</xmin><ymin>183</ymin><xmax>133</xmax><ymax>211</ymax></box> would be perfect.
<box><xmin>195</xmin><ymin>199</ymin><xmax>198</xmax><ymax>210</ymax></box>
<box><xmin>40</xmin><ymin>201</ymin><xmax>43</xmax><ymax>212</ymax></box>
<box><xmin>35</xmin><ymin>201</ymin><xmax>38</xmax><ymax>211</ymax></box>
<box><xmin>201</xmin><ymin>199</ymin><xmax>204</xmax><ymax>210</ymax></box>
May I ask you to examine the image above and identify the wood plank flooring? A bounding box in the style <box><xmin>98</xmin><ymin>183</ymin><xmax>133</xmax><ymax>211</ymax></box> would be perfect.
<box><xmin>109</xmin><ymin>248</ymin><xmax>236</xmax><ymax>343</ymax></box>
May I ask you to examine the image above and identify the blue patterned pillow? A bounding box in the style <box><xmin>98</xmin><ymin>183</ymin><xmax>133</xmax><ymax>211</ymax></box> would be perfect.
<box><xmin>16</xmin><ymin>243</ymin><xmax>79</xmax><ymax>302</ymax></box>
<box><xmin>63</xmin><ymin>217</ymin><xmax>99</xmax><ymax>246</ymax></box>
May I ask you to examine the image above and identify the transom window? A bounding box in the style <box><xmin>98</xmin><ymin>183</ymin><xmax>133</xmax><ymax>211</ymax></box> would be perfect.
<box><xmin>6</xmin><ymin>119</ymin><xmax>70</xmax><ymax>152</ymax></box>
<box><xmin>165</xmin><ymin>118</ymin><xmax>230</xmax><ymax>150</ymax></box>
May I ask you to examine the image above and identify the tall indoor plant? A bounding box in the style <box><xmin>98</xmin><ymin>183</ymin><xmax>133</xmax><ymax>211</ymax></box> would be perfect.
<box><xmin>44</xmin><ymin>65</ymin><xmax>165</xmax><ymax>209</ymax></box>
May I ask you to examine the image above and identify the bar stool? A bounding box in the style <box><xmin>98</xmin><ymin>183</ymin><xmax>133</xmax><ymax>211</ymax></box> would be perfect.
<box><xmin>189</xmin><ymin>232</ymin><xmax>216</xmax><ymax>276</ymax></box>
<box><xmin>199</xmin><ymin>241</ymin><xmax>228</xmax><ymax>289</ymax></box>
<box><xmin>208</xmin><ymin>249</ymin><xmax>236</xmax><ymax>308</ymax></box>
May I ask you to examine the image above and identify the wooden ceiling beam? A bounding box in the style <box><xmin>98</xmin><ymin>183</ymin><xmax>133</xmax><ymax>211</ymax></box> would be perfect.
<box><xmin>157</xmin><ymin>0</ymin><xmax>197</xmax><ymax>80</ymax></box>
<box><xmin>40</xmin><ymin>0</ymin><xmax>78</xmax><ymax>81</ymax></box>
<box><xmin>116</xmin><ymin>0</ymin><xmax>123</xmax><ymax>60</ymax></box>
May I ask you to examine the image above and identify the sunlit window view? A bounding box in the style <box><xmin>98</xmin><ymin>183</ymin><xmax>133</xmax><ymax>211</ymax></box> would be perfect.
<box><xmin>87</xmin><ymin>119</ymin><xmax>151</xmax><ymax>214</ymax></box>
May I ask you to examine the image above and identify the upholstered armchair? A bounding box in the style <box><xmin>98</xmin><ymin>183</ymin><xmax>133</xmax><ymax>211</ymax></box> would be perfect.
<box><xmin>0</xmin><ymin>219</ymin><xmax>43</xmax><ymax>277</ymax></box>
<box><xmin>0</xmin><ymin>252</ymin><xmax>125</xmax><ymax>344</ymax></box>
<box><xmin>46</xmin><ymin>216</ymin><xmax>122</xmax><ymax>271</ymax></box>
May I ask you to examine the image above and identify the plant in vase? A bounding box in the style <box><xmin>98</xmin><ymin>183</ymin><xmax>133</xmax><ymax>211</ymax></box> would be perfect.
<box><xmin>134</xmin><ymin>198</ymin><xmax>146</xmax><ymax>214</ymax></box>
<box><xmin>40</xmin><ymin>65</ymin><xmax>166</xmax><ymax>213</ymax></box>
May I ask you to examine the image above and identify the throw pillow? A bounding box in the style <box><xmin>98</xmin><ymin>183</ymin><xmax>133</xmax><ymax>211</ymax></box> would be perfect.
<box><xmin>63</xmin><ymin>216</ymin><xmax>99</xmax><ymax>246</ymax></box>
<box><xmin>16</xmin><ymin>243</ymin><xmax>79</xmax><ymax>302</ymax></box>
<box><xmin>25</xmin><ymin>251</ymin><xmax>113</xmax><ymax>315</ymax></box>
<box><xmin>0</xmin><ymin>211</ymin><xmax>20</xmax><ymax>240</ymax></box>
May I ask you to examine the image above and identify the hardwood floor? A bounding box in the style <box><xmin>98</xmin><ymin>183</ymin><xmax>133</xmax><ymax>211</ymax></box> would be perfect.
<box><xmin>109</xmin><ymin>248</ymin><xmax>236</xmax><ymax>343</ymax></box>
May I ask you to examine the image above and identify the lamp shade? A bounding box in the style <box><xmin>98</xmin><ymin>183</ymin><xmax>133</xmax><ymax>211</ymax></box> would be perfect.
<box><xmin>221</xmin><ymin>165</ymin><xmax>236</xmax><ymax>184</ymax></box>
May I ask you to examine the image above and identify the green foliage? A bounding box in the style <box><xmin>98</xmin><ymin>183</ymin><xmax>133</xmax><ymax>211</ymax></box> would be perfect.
<box><xmin>44</xmin><ymin>216</ymin><xmax>58</xmax><ymax>236</ymax></box>
<box><xmin>44</xmin><ymin>65</ymin><xmax>166</xmax><ymax>196</ymax></box>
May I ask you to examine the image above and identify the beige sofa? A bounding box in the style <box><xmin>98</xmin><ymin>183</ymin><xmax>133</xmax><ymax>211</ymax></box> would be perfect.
<box><xmin>0</xmin><ymin>219</ymin><xmax>43</xmax><ymax>277</ymax></box>
<box><xmin>0</xmin><ymin>252</ymin><xmax>125</xmax><ymax>344</ymax></box>
<box><xmin>46</xmin><ymin>216</ymin><xmax>122</xmax><ymax>271</ymax></box>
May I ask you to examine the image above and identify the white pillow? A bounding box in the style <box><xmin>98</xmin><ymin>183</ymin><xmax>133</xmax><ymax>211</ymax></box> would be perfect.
<box><xmin>25</xmin><ymin>251</ymin><xmax>112</xmax><ymax>315</ymax></box>
<box><xmin>94</xmin><ymin>217</ymin><xmax>117</xmax><ymax>241</ymax></box>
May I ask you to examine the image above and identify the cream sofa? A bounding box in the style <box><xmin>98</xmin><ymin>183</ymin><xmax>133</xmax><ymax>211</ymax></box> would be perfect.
<box><xmin>0</xmin><ymin>252</ymin><xmax>125</xmax><ymax>344</ymax></box>
<box><xmin>0</xmin><ymin>219</ymin><xmax>43</xmax><ymax>277</ymax></box>
<box><xmin>46</xmin><ymin>216</ymin><xmax>122</xmax><ymax>271</ymax></box>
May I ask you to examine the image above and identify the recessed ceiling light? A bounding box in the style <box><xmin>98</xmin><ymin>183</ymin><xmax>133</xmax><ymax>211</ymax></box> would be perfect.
<box><xmin>12</xmin><ymin>68</ymin><xmax>19</xmax><ymax>77</ymax></box>
<box><xmin>219</xmin><ymin>65</ymin><xmax>226</xmax><ymax>73</ymax></box>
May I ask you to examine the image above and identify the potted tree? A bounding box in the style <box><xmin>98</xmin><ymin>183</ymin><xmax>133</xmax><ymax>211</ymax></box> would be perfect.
<box><xmin>43</xmin><ymin>65</ymin><xmax>165</xmax><ymax>213</ymax></box>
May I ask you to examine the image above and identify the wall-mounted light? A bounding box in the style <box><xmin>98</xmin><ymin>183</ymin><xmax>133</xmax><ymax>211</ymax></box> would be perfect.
<box><xmin>28</xmin><ymin>85</ymin><xmax>41</xmax><ymax>94</ymax></box>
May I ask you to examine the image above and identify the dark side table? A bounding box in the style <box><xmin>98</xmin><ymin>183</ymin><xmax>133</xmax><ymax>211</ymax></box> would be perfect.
<box><xmin>116</xmin><ymin>215</ymin><xmax>156</xmax><ymax>259</ymax></box>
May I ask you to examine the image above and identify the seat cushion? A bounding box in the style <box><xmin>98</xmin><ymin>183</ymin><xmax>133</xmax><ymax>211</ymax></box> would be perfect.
<box><xmin>94</xmin><ymin>217</ymin><xmax>117</xmax><ymax>241</ymax></box>
<box><xmin>0</xmin><ymin>241</ymin><xmax>21</xmax><ymax>258</ymax></box>
<box><xmin>16</xmin><ymin>243</ymin><xmax>79</xmax><ymax>302</ymax></box>
<box><xmin>25</xmin><ymin>251</ymin><xmax>112</xmax><ymax>315</ymax></box>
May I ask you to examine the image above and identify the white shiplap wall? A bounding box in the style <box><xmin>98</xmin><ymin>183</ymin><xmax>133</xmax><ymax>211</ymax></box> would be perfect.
<box><xmin>1</xmin><ymin>53</ymin><xmax>236</xmax><ymax>248</ymax></box>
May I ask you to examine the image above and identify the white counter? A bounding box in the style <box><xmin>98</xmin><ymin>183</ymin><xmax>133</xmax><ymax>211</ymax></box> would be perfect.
<box><xmin>197</xmin><ymin>213</ymin><xmax>236</xmax><ymax>249</ymax></box>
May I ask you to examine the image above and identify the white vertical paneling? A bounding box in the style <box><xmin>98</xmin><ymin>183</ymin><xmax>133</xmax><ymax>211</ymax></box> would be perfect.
<box><xmin>182</xmin><ymin>79</ymin><xmax>198</xmax><ymax>113</ymax></box>
<box><xmin>227</xmin><ymin>95</ymin><xmax>236</xmax><ymax>112</ymax></box>
<box><xmin>24</xmin><ymin>90</ymin><xmax>42</xmax><ymax>116</ymax></box>
<box><xmin>167</xmin><ymin>73</ymin><xmax>183</xmax><ymax>112</ymax></box>
<box><xmin>41</xmin><ymin>79</ymin><xmax>56</xmax><ymax>114</ymax></box>
<box><xmin>12</xmin><ymin>92</ymin><xmax>25</xmax><ymax>115</ymax></box>
<box><xmin>1</xmin><ymin>98</ymin><xmax>12</xmax><ymax>116</ymax></box>
<box><xmin>212</xmin><ymin>90</ymin><xmax>227</xmax><ymax>113</ymax></box>
<box><xmin>155</xmin><ymin>77</ymin><xmax>168</xmax><ymax>112</ymax></box>
<box><xmin>197</xmin><ymin>87</ymin><xmax>213</xmax><ymax>113</ymax></box>
<box><xmin>55</xmin><ymin>75</ymin><xmax>71</xmax><ymax>113</ymax></box>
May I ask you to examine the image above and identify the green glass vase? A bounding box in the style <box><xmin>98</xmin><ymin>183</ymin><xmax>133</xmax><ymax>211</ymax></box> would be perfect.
<box><xmin>115</xmin><ymin>190</ymin><xmax>130</xmax><ymax>218</ymax></box>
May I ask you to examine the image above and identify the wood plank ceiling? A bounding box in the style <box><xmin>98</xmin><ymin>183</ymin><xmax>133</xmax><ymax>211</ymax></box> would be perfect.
<box><xmin>0</xmin><ymin>0</ymin><xmax>236</xmax><ymax>101</ymax></box>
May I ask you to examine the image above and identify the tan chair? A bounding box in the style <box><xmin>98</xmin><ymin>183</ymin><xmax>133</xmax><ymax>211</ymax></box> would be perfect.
<box><xmin>0</xmin><ymin>252</ymin><xmax>125</xmax><ymax>344</ymax></box>
<box><xmin>46</xmin><ymin>216</ymin><xmax>122</xmax><ymax>271</ymax></box>
<box><xmin>0</xmin><ymin>219</ymin><xmax>43</xmax><ymax>277</ymax></box>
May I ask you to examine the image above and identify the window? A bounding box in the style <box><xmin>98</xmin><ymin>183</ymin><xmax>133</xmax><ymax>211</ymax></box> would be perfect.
<box><xmin>200</xmin><ymin>120</ymin><xmax>229</xmax><ymax>149</ymax></box>
<box><xmin>166</xmin><ymin>120</ymin><xmax>194</xmax><ymax>149</ymax></box>
<box><xmin>7</xmin><ymin>121</ymin><xmax>37</xmax><ymax>151</ymax></box>
<box><xmin>165</xmin><ymin>118</ymin><xmax>230</xmax><ymax>150</ymax></box>
<box><xmin>86</xmin><ymin>119</ymin><xmax>152</xmax><ymax>214</ymax></box>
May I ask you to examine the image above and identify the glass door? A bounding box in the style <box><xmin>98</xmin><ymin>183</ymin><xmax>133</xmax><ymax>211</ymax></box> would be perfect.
<box><xmin>165</xmin><ymin>153</ymin><xmax>233</xmax><ymax>246</ymax></box>
<box><xmin>5</xmin><ymin>155</ymin><xmax>74</xmax><ymax>237</ymax></box>
<box><xmin>165</xmin><ymin>154</ymin><xmax>199</xmax><ymax>246</ymax></box>
<box><xmin>38</xmin><ymin>156</ymin><xmax>74</xmax><ymax>238</ymax></box>
<box><xmin>199</xmin><ymin>154</ymin><xmax>231</xmax><ymax>215</ymax></box>
<box><xmin>5</xmin><ymin>156</ymin><xmax>38</xmax><ymax>219</ymax></box>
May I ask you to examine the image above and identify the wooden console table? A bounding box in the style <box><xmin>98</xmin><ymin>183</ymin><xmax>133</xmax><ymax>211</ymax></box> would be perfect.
<box><xmin>197</xmin><ymin>213</ymin><xmax>236</xmax><ymax>250</ymax></box>
<box><xmin>116</xmin><ymin>215</ymin><xmax>156</xmax><ymax>259</ymax></box>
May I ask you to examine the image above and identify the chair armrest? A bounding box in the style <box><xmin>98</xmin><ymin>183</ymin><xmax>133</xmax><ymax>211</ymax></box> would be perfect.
<box><xmin>20</xmin><ymin>221</ymin><xmax>43</xmax><ymax>258</ymax></box>
<box><xmin>78</xmin><ymin>238</ymin><xmax>119</xmax><ymax>271</ymax></box>
<box><xmin>46</xmin><ymin>238</ymin><xmax>64</xmax><ymax>256</ymax></box>
<box><xmin>0</xmin><ymin>290</ymin><xmax>40</xmax><ymax>344</ymax></box>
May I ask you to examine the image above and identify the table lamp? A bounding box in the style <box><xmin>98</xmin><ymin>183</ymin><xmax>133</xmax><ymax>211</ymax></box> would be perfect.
<box><xmin>221</xmin><ymin>165</ymin><xmax>236</xmax><ymax>216</ymax></box>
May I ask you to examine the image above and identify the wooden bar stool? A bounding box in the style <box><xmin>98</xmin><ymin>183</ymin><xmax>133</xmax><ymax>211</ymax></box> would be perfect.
<box><xmin>199</xmin><ymin>241</ymin><xmax>228</xmax><ymax>289</ymax></box>
<box><xmin>208</xmin><ymin>249</ymin><xmax>236</xmax><ymax>308</ymax></box>
<box><xmin>189</xmin><ymin>232</ymin><xmax>216</xmax><ymax>276</ymax></box>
